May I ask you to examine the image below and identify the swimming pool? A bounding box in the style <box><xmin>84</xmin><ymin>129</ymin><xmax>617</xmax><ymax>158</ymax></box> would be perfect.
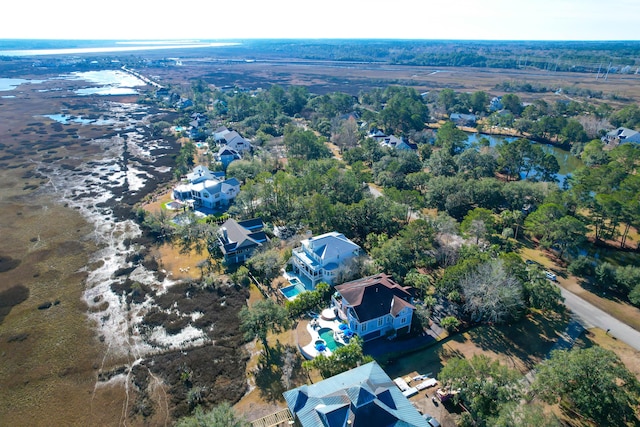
<box><xmin>318</xmin><ymin>327</ymin><xmax>344</xmax><ymax>351</ymax></box>
<box><xmin>280</xmin><ymin>281</ymin><xmax>307</xmax><ymax>300</ymax></box>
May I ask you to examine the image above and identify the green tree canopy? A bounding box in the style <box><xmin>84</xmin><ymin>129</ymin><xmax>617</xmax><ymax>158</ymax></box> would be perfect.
<box><xmin>302</xmin><ymin>336</ymin><xmax>373</xmax><ymax>379</ymax></box>
<box><xmin>283</xmin><ymin>124</ymin><xmax>331</xmax><ymax>161</ymax></box>
<box><xmin>438</xmin><ymin>354</ymin><xmax>522</xmax><ymax>424</ymax></box>
<box><xmin>533</xmin><ymin>346</ymin><xmax>640</xmax><ymax>425</ymax></box>
<box><xmin>379</xmin><ymin>86</ymin><xmax>429</xmax><ymax>134</ymax></box>
<box><xmin>176</xmin><ymin>403</ymin><xmax>251</xmax><ymax>427</ymax></box>
<box><xmin>239</xmin><ymin>299</ymin><xmax>292</xmax><ymax>360</ymax></box>
<box><xmin>435</xmin><ymin>121</ymin><xmax>468</xmax><ymax>155</ymax></box>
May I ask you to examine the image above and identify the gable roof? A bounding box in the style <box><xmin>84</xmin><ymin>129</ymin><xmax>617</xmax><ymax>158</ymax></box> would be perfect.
<box><xmin>283</xmin><ymin>361</ymin><xmax>428</xmax><ymax>427</ymax></box>
<box><xmin>186</xmin><ymin>165</ymin><xmax>215</xmax><ymax>183</ymax></box>
<box><xmin>335</xmin><ymin>274</ymin><xmax>415</xmax><ymax>322</ymax></box>
<box><xmin>217</xmin><ymin>145</ymin><xmax>241</xmax><ymax>157</ymax></box>
<box><xmin>218</xmin><ymin>218</ymin><xmax>267</xmax><ymax>255</ymax></box>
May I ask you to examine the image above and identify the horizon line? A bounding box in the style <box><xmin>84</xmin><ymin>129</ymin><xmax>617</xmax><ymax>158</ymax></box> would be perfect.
<box><xmin>1</xmin><ymin>37</ymin><xmax>639</xmax><ymax>43</ymax></box>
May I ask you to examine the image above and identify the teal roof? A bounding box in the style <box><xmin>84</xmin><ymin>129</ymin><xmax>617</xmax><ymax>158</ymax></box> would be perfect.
<box><xmin>283</xmin><ymin>362</ymin><xmax>429</xmax><ymax>427</ymax></box>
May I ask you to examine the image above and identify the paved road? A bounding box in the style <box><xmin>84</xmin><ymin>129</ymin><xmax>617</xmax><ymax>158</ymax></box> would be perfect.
<box><xmin>559</xmin><ymin>287</ymin><xmax>640</xmax><ymax>351</ymax></box>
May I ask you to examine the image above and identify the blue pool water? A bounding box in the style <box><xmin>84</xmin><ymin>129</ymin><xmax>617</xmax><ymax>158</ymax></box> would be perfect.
<box><xmin>319</xmin><ymin>327</ymin><xmax>344</xmax><ymax>351</ymax></box>
<box><xmin>280</xmin><ymin>281</ymin><xmax>307</xmax><ymax>300</ymax></box>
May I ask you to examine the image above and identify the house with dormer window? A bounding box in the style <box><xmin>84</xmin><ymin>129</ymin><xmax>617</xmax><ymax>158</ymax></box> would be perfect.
<box><xmin>334</xmin><ymin>274</ymin><xmax>415</xmax><ymax>342</ymax></box>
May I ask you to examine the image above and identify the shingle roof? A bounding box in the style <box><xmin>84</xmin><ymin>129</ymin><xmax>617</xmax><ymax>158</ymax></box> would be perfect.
<box><xmin>283</xmin><ymin>361</ymin><xmax>429</xmax><ymax>427</ymax></box>
<box><xmin>335</xmin><ymin>274</ymin><xmax>415</xmax><ymax>322</ymax></box>
<box><xmin>218</xmin><ymin>218</ymin><xmax>267</xmax><ymax>255</ymax></box>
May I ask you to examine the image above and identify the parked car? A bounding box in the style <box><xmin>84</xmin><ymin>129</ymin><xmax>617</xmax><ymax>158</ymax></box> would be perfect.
<box><xmin>525</xmin><ymin>259</ymin><xmax>541</xmax><ymax>267</ymax></box>
<box><xmin>423</xmin><ymin>414</ymin><xmax>441</xmax><ymax>427</ymax></box>
<box><xmin>545</xmin><ymin>271</ymin><xmax>557</xmax><ymax>281</ymax></box>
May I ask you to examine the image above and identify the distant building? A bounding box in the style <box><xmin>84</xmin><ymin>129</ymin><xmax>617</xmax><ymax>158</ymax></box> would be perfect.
<box><xmin>489</xmin><ymin>96</ymin><xmax>503</xmax><ymax>112</ymax></box>
<box><xmin>217</xmin><ymin>218</ymin><xmax>268</xmax><ymax>264</ymax></box>
<box><xmin>213</xmin><ymin>127</ymin><xmax>252</xmax><ymax>153</ymax></box>
<box><xmin>176</xmin><ymin>98</ymin><xmax>193</xmax><ymax>109</ymax></box>
<box><xmin>449</xmin><ymin>113</ymin><xmax>477</xmax><ymax>126</ymax></box>
<box><xmin>283</xmin><ymin>361</ymin><xmax>429</xmax><ymax>427</ymax></box>
<box><xmin>602</xmin><ymin>127</ymin><xmax>640</xmax><ymax>145</ymax></box>
<box><xmin>214</xmin><ymin>146</ymin><xmax>242</xmax><ymax>169</ymax></box>
<box><xmin>369</xmin><ymin>130</ymin><xmax>418</xmax><ymax>151</ymax></box>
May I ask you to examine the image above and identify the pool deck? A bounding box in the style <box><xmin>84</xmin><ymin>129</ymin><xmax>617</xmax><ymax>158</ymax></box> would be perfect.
<box><xmin>299</xmin><ymin>315</ymin><xmax>348</xmax><ymax>359</ymax></box>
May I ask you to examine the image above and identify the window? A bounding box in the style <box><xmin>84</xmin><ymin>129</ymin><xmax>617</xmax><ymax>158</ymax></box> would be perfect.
<box><xmin>401</xmin><ymin>317</ymin><xmax>406</xmax><ymax>324</ymax></box>
<box><xmin>361</xmin><ymin>323</ymin><xmax>367</xmax><ymax>332</ymax></box>
<box><xmin>377</xmin><ymin>318</ymin><xmax>383</xmax><ymax>327</ymax></box>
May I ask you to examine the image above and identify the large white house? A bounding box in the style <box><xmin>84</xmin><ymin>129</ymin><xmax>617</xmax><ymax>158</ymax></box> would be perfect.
<box><xmin>173</xmin><ymin>165</ymin><xmax>240</xmax><ymax>210</ymax></box>
<box><xmin>291</xmin><ymin>232</ymin><xmax>361</xmax><ymax>288</ymax></box>
<box><xmin>334</xmin><ymin>273</ymin><xmax>415</xmax><ymax>342</ymax></box>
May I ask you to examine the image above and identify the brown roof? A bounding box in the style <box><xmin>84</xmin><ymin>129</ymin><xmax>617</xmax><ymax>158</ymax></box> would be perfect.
<box><xmin>335</xmin><ymin>274</ymin><xmax>415</xmax><ymax>322</ymax></box>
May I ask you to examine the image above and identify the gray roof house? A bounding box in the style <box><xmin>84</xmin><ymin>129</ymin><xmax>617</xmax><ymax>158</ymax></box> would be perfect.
<box><xmin>449</xmin><ymin>113</ymin><xmax>477</xmax><ymax>126</ymax></box>
<box><xmin>215</xmin><ymin>145</ymin><xmax>242</xmax><ymax>169</ymax></box>
<box><xmin>283</xmin><ymin>361</ymin><xmax>429</xmax><ymax>427</ymax></box>
<box><xmin>602</xmin><ymin>127</ymin><xmax>640</xmax><ymax>145</ymax></box>
<box><xmin>369</xmin><ymin>130</ymin><xmax>417</xmax><ymax>151</ymax></box>
<box><xmin>222</xmin><ymin>130</ymin><xmax>252</xmax><ymax>153</ymax></box>
<box><xmin>217</xmin><ymin>218</ymin><xmax>268</xmax><ymax>264</ymax></box>
<box><xmin>186</xmin><ymin>165</ymin><xmax>218</xmax><ymax>184</ymax></box>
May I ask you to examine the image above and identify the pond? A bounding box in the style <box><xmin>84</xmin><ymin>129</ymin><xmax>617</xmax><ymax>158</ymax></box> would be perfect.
<box><xmin>465</xmin><ymin>132</ymin><xmax>583</xmax><ymax>186</ymax></box>
<box><xmin>0</xmin><ymin>77</ymin><xmax>45</xmax><ymax>91</ymax></box>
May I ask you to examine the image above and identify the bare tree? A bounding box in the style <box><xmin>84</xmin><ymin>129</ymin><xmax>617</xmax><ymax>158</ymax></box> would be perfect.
<box><xmin>460</xmin><ymin>259</ymin><xmax>524</xmax><ymax>324</ymax></box>
<box><xmin>332</xmin><ymin>117</ymin><xmax>359</xmax><ymax>152</ymax></box>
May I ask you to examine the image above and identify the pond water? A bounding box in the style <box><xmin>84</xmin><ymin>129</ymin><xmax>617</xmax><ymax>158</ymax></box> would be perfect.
<box><xmin>465</xmin><ymin>132</ymin><xmax>583</xmax><ymax>186</ymax></box>
<box><xmin>43</xmin><ymin>114</ymin><xmax>93</xmax><ymax>125</ymax></box>
<box><xmin>0</xmin><ymin>77</ymin><xmax>44</xmax><ymax>91</ymax></box>
<box><xmin>59</xmin><ymin>70</ymin><xmax>146</xmax><ymax>96</ymax></box>
<box><xmin>42</xmin><ymin>114</ymin><xmax>116</xmax><ymax>126</ymax></box>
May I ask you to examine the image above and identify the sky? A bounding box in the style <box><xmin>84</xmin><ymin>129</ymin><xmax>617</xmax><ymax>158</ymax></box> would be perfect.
<box><xmin>4</xmin><ymin>0</ymin><xmax>640</xmax><ymax>41</ymax></box>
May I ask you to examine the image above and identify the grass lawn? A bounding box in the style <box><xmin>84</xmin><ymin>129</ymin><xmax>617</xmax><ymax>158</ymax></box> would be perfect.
<box><xmin>381</xmin><ymin>310</ymin><xmax>570</xmax><ymax>380</ymax></box>
<box><xmin>582</xmin><ymin>328</ymin><xmax>640</xmax><ymax>380</ymax></box>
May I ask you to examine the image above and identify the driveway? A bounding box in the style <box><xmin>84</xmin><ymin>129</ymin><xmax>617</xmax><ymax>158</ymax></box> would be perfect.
<box><xmin>559</xmin><ymin>287</ymin><xmax>640</xmax><ymax>351</ymax></box>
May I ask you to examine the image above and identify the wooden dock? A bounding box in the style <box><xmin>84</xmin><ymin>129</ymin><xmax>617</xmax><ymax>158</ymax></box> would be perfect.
<box><xmin>250</xmin><ymin>408</ymin><xmax>294</xmax><ymax>427</ymax></box>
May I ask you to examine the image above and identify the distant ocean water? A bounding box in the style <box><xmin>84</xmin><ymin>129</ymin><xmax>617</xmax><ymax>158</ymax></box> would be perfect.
<box><xmin>0</xmin><ymin>40</ymin><xmax>239</xmax><ymax>56</ymax></box>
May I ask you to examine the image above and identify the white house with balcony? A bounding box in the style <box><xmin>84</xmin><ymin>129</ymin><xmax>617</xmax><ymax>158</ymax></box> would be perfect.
<box><xmin>172</xmin><ymin>165</ymin><xmax>240</xmax><ymax>210</ymax></box>
<box><xmin>333</xmin><ymin>273</ymin><xmax>415</xmax><ymax>342</ymax></box>
<box><xmin>290</xmin><ymin>232</ymin><xmax>361</xmax><ymax>289</ymax></box>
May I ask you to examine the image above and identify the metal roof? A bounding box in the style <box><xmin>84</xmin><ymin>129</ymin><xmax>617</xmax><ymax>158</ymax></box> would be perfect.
<box><xmin>283</xmin><ymin>362</ymin><xmax>429</xmax><ymax>427</ymax></box>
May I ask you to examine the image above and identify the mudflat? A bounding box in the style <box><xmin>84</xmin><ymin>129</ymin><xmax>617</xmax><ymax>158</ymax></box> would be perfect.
<box><xmin>0</xmin><ymin>61</ymin><xmax>176</xmax><ymax>425</ymax></box>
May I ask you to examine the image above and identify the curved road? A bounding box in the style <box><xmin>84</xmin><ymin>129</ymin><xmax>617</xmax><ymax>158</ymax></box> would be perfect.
<box><xmin>559</xmin><ymin>287</ymin><xmax>640</xmax><ymax>351</ymax></box>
